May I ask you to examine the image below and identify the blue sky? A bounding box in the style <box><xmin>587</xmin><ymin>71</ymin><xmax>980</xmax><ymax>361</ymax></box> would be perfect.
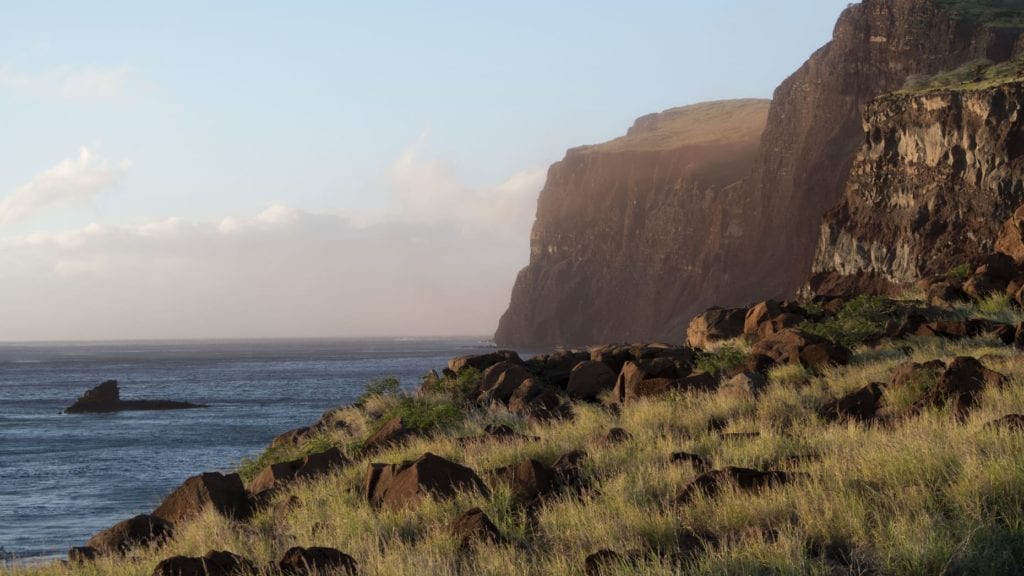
<box><xmin>0</xmin><ymin>1</ymin><xmax>851</xmax><ymax>340</ymax></box>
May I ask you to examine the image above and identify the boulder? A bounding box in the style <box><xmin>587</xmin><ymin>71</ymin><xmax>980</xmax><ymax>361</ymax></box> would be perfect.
<box><xmin>152</xmin><ymin>550</ymin><xmax>256</xmax><ymax>576</ymax></box>
<box><xmin>86</xmin><ymin>514</ymin><xmax>173</xmax><ymax>555</ymax></box>
<box><xmin>152</xmin><ymin>472</ymin><xmax>251</xmax><ymax>524</ymax></box>
<box><xmin>818</xmin><ymin>383</ymin><xmax>885</xmax><ymax>423</ymax></box>
<box><xmin>450</xmin><ymin>508</ymin><xmax>506</xmax><ymax>546</ymax></box>
<box><xmin>278</xmin><ymin>546</ymin><xmax>358</xmax><ymax>575</ymax></box>
<box><xmin>567</xmin><ymin>361</ymin><xmax>617</xmax><ymax>401</ymax></box>
<box><xmin>609</xmin><ymin>360</ymin><xmax>711</xmax><ymax>404</ymax></box>
<box><xmin>362</xmin><ymin>416</ymin><xmax>415</xmax><ymax>454</ymax></box>
<box><xmin>984</xmin><ymin>414</ymin><xmax>1024</xmax><ymax>431</ymax></box>
<box><xmin>974</xmin><ymin>252</ymin><xmax>1018</xmax><ymax>281</ymax></box>
<box><xmin>508</xmin><ymin>379</ymin><xmax>569</xmax><ymax>421</ymax></box>
<box><xmin>65</xmin><ymin>380</ymin><xmax>204</xmax><ymax>414</ymax></box>
<box><xmin>589</xmin><ymin>345</ymin><xmax>635</xmax><ymax>374</ymax></box>
<box><xmin>678</xmin><ymin>467</ymin><xmax>797</xmax><ymax>503</ymax></box>
<box><xmin>448</xmin><ymin>351</ymin><xmax>522</xmax><ymax>375</ymax></box>
<box><xmin>479</xmin><ymin>362</ymin><xmax>532</xmax><ymax>404</ymax></box>
<box><xmin>889</xmin><ymin>360</ymin><xmax>947</xmax><ymax>390</ymax></box>
<box><xmin>68</xmin><ymin>547</ymin><xmax>99</xmax><ymax>563</ymax></box>
<box><xmin>927</xmin><ymin>281</ymin><xmax>970</xmax><ymax>307</ymax></box>
<box><xmin>670</xmin><ymin>452</ymin><xmax>709</xmax><ymax>473</ymax></box>
<box><xmin>363</xmin><ymin>452</ymin><xmax>489</xmax><ymax>509</ymax></box>
<box><xmin>750</xmin><ymin>329</ymin><xmax>850</xmax><ymax>371</ymax></box>
<box><xmin>686</xmin><ymin>307</ymin><xmax>747</xmax><ymax>349</ymax></box>
<box><xmin>269</xmin><ymin>426</ymin><xmax>313</xmax><ymax>449</ymax></box>
<box><xmin>584</xmin><ymin>550</ymin><xmax>632</xmax><ymax>575</ymax></box>
<box><xmin>720</xmin><ymin>371</ymin><xmax>768</xmax><ymax>400</ymax></box>
<box><xmin>525</xmin><ymin>350</ymin><xmax>590</xmax><ymax>389</ymax></box>
<box><xmin>604</xmin><ymin>428</ymin><xmax>632</xmax><ymax>444</ymax></box>
<box><xmin>248</xmin><ymin>447</ymin><xmax>348</xmax><ymax>496</ymax></box>
<box><xmin>458</xmin><ymin>424</ymin><xmax>540</xmax><ymax>444</ymax></box>
<box><xmin>490</xmin><ymin>458</ymin><xmax>557</xmax><ymax>503</ymax></box>
<box><xmin>928</xmin><ymin>357</ymin><xmax>1007</xmax><ymax>419</ymax></box>
<box><xmin>995</xmin><ymin>204</ymin><xmax>1024</xmax><ymax>262</ymax></box>
<box><xmin>551</xmin><ymin>449</ymin><xmax>588</xmax><ymax>491</ymax></box>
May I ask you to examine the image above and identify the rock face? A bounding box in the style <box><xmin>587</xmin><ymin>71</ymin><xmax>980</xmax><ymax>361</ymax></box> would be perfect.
<box><xmin>811</xmin><ymin>82</ymin><xmax>1024</xmax><ymax>291</ymax></box>
<box><xmin>495</xmin><ymin>100</ymin><xmax>771</xmax><ymax>346</ymax></box>
<box><xmin>152</xmin><ymin>472</ymin><xmax>251</xmax><ymax>523</ymax></box>
<box><xmin>64</xmin><ymin>380</ymin><xmax>204</xmax><ymax>413</ymax></box>
<box><xmin>496</xmin><ymin>0</ymin><xmax>1024</xmax><ymax>347</ymax></box>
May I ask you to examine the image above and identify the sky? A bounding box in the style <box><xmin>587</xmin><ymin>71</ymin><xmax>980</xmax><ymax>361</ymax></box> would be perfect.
<box><xmin>0</xmin><ymin>0</ymin><xmax>852</xmax><ymax>341</ymax></box>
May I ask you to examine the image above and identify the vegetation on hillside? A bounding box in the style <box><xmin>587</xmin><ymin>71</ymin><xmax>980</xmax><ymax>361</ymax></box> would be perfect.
<box><xmin>11</xmin><ymin>290</ymin><xmax>1024</xmax><ymax>576</ymax></box>
<box><xmin>934</xmin><ymin>0</ymin><xmax>1024</xmax><ymax>28</ymax></box>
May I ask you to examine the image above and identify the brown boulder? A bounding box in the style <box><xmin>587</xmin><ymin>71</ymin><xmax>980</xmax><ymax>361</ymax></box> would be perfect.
<box><xmin>479</xmin><ymin>362</ymin><xmax>532</xmax><ymax>404</ymax></box>
<box><xmin>490</xmin><ymin>458</ymin><xmax>557</xmax><ymax>503</ymax></box>
<box><xmin>86</xmin><ymin>514</ymin><xmax>173</xmax><ymax>555</ymax></box>
<box><xmin>362</xmin><ymin>416</ymin><xmax>415</xmax><ymax>454</ymax></box>
<box><xmin>248</xmin><ymin>447</ymin><xmax>348</xmax><ymax>496</ymax></box>
<box><xmin>525</xmin><ymin>350</ymin><xmax>589</xmax><ymax>389</ymax></box>
<box><xmin>929</xmin><ymin>357</ymin><xmax>1007</xmax><ymax>419</ymax></box>
<box><xmin>609</xmin><ymin>360</ymin><xmax>710</xmax><ymax>404</ymax></box>
<box><xmin>686</xmin><ymin>307</ymin><xmax>746</xmax><ymax>349</ymax></box>
<box><xmin>448</xmin><ymin>351</ymin><xmax>522</xmax><ymax>375</ymax></box>
<box><xmin>984</xmin><ymin>414</ymin><xmax>1024</xmax><ymax>431</ymax></box>
<box><xmin>152</xmin><ymin>550</ymin><xmax>255</xmax><ymax>576</ymax></box>
<box><xmin>750</xmin><ymin>329</ymin><xmax>850</xmax><ymax>371</ymax></box>
<box><xmin>567</xmin><ymin>361</ymin><xmax>617</xmax><ymax>401</ymax></box>
<box><xmin>678</xmin><ymin>467</ymin><xmax>798</xmax><ymax>503</ymax></box>
<box><xmin>450</xmin><ymin>508</ymin><xmax>506</xmax><ymax>546</ymax></box>
<box><xmin>927</xmin><ymin>281</ymin><xmax>970</xmax><ymax>307</ymax></box>
<box><xmin>670</xmin><ymin>452</ymin><xmax>709</xmax><ymax>473</ymax></box>
<box><xmin>152</xmin><ymin>472</ymin><xmax>251</xmax><ymax>524</ymax></box>
<box><xmin>819</xmin><ymin>383</ymin><xmax>884</xmax><ymax>423</ymax></box>
<box><xmin>720</xmin><ymin>371</ymin><xmax>767</xmax><ymax>400</ymax></box>
<box><xmin>68</xmin><ymin>547</ymin><xmax>99</xmax><ymax>563</ymax></box>
<box><xmin>278</xmin><ymin>546</ymin><xmax>358</xmax><ymax>575</ymax></box>
<box><xmin>363</xmin><ymin>452</ymin><xmax>489</xmax><ymax>509</ymax></box>
<box><xmin>604</xmin><ymin>427</ymin><xmax>632</xmax><ymax>444</ymax></box>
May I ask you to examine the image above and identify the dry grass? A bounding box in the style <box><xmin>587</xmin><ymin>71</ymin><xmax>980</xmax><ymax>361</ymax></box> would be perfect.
<box><xmin>8</xmin><ymin>313</ymin><xmax>1024</xmax><ymax>575</ymax></box>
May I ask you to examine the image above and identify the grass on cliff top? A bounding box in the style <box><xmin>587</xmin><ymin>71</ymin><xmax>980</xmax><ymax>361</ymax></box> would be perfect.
<box><xmin>934</xmin><ymin>0</ymin><xmax>1024</xmax><ymax>28</ymax></box>
<box><xmin>9</xmin><ymin>301</ymin><xmax>1024</xmax><ymax>575</ymax></box>
<box><xmin>901</xmin><ymin>56</ymin><xmax>1024</xmax><ymax>94</ymax></box>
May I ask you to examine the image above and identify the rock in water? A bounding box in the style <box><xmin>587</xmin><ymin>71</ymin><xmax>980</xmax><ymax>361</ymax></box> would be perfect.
<box><xmin>64</xmin><ymin>380</ymin><xmax>205</xmax><ymax>413</ymax></box>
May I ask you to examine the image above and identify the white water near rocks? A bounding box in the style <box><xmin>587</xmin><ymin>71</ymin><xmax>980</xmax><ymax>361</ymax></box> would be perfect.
<box><xmin>0</xmin><ymin>338</ymin><xmax>496</xmax><ymax>561</ymax></box>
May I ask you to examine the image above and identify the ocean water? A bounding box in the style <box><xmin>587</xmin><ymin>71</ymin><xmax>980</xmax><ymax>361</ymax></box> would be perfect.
<box><xmin>0</xmin><ymin>338</ymin><xmax>497</xmax><ymax>561</ymax></box>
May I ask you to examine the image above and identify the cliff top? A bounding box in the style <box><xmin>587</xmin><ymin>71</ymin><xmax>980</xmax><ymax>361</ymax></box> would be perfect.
<box><xmin>901</xmin><ymin>55</ymin><xmax>1024</xmax><ymax>93</ymax></box>
<box><xmin>578</xmin><ymin>99</ymin><xmax>770</xmax><ymax>154</ymax></box>
<box><xmin>934</xmin><ymin>0</ymin><xmax>1024</xmax><ymax>28</ymax></box>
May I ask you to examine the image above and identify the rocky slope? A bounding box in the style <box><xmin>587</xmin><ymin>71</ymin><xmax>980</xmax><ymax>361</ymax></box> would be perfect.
<box><xmin>495</xmin><ymin>100</ymin><xmax>770</xmax><ymax>346</ymax></box>
<box><xmin>498</xmin><ymin>0</ymin><xmax>1024</xmax><ymax>347</ymax></box>
<box><xmin>810</xmin><ymin>80</ymin><xmax>1024</xmax><ymax>293</ymax></box>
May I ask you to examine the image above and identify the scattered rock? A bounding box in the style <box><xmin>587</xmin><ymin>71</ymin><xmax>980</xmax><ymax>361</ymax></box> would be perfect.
<box><xmin>152</xmin><ymin>472</ymin><xmax>251</xmax><ymax>524</ymax></box>
<box><xmin>567</xmin><ymin>361</ymin><xmax>618</xmax><ymax>401</ymax></box>
<box><xmin>686</xmin><ymin>307</ymin><xmax>747</xmax><ymax>349</ymax></box>
<box><xmin>507</xmin><ymin>379</ymin><xmax>570</xmax><ymax>421</ymax></box>
<box><xmin>362</xmin><ymin>416</ymin><xmax>415</xmax><ymax>454</ymax></box>
<box><xmin>448</xmin><ymin>351</ymin><xmax>523</xmax><ymax>375</ymax></box>
<box><xmin>929</xmin><ymin>356</ymin><xmax>1007</xmax><ymax>419</ymax></box>
<box><xmin>152</xmin><ymin>550</ymin><xmax>256</xmax><ymax>576</ymax></box>
<box><xmin>490</xmin><ymin>458</ymin><xmax>557</xmax><ymax>503</ymax></box>
<box><xmin>584</xmin><ymin>549</ymin><xmax>632</xmax><ymax>575</ymax></box>
<box><xmin>248</xmin><ymin>447</ymin><xmax>349</xmax><ymax>496</ymax></box>
<box><xmin>819</xmin><ymin>383</ymin><xmax>885</xmax><ymax>423</ymax></box>
<box><xmin>458</xmin><ymin>424</ymin><xmax>540</xmax><ymax>444</ymax></box>
<box><xmin>609</xmin><ymin>360</ymin><xmax>710</xmax><ymax>404</ymax></box>
<box><xmin>64</xmin><ymin>380</ymin><xmax>205</xmax><ymax>414</ymax></box>
<box><xmin>450</xmin><ymin>508</ymin><xmax>506</xmax><ymax>546</ymax></box>
<box><xmin>363</xmin><ymin>452</ymin><xmax>489</xmax><ymax>509</ymax></box>
<box><xmin>750</xmin><ymin>329</ymin><xmax>850</xmax><ymax>371</ymax></box>
<box><xmin>551</xmin><ymin>449</ymin><xmax>589</xmax><ymax>491</ymax></box>
<box><xmin>67</xmin><ymin>547</ymin><xmax>98</xmax><ymax>563</ymax></box>
<box><xmin>996</xmin><ymin>205</ymin><xmax>1024</xmax><ymax>262</ymax></box>
<box><xmin>720</xmin><ymin>371</ymin><xmax>768</xmax><ymax>400</ymax></box>
<box><xmin>678</xmin><ymin>467</ymin><xmax>798</xmax><ymax>503</ymax></box>
<box><xmin>984</xmin><ymin>414</ymin><xmax>1024</xmax><ymax>431</ymax></box>
<box><xmin>479</xmin><ymin>362</ymin><xmax>533</xmax><ymax>404</ymax></box>
<box><xmin>525</xmin><ymin>350</ymin><xmax>590</xmax><ymax>389</ymax></box>
<box><xmin>927</xmin><ymin>280</ymin><xmax>970</xmax><ymax>307</ymax></box>
<box><xmin>86</xmin><ymin>514</ymin><xmax>173</xmax><ymax>555</ymax></box>
<box><xmin>604</xmin><ymin>427</ymin><xmax>632</xmax><ymax>444</ymax></box>
<box><xmin>670</xmin><ymin>452</ymin><xmax>709</xmax><ymax>473</ymax></box>
<box><xmin>278</xmin><ymin>546</ymin><xmax>358</xmax><ymax>575</ymax></box>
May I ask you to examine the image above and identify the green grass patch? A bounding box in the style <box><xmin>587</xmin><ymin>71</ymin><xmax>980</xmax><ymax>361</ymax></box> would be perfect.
<box><xmin>695</xmin><ymin>345</ymin><xmax>747</xmax><ymax>375</ymax></box>
<box><xmin>374</xmin><ymin>395</ymin><xmax>464</xmax><ymax>435</ymax></box>
<box><xmin>800</xmin><ymin>295</ymin><xmax>899</xmax><ymax>348</ymax></box>
<box><xmin>237</xmin><ymin>432</ymin><xmax>336</xmax><ymax>483</ymax></box>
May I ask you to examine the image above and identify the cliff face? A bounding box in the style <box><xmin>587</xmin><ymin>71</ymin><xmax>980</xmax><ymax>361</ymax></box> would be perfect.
<box><xmin>739</xmin><ymin>0</ymin><xmax>1024</xmax><ymax>300</ymax></box>
<box><xmin>497</xmin><ymin>0</ymin><xmax>1024</xmax><ymax>347</ymax></box>
<box><xmin>495</xmin><ymin>100</ymin><xmax>770</xmax><ymax>346</ymax></box>
<box><xmin>810</xmin><ymin>82</ymin><xmax>1024</xmax><ymax>289</ymax></box>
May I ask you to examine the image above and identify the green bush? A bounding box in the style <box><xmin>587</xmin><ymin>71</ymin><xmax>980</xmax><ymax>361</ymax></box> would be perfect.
<box><xmin>695</xmin><ymin>345</ymin><xmax>746</xmax><ymax>375</ymax></box>
<box><xmin>946</xmin><ymin>263</ymin><xmax>973</xmax><ymax>282</ymax></box>
<box><xmin>375</xmin><ymin>395</ymin><xmax>464</xmax><ymax>434</ymax></box>
<box><xmin>800</xmin><ymin>295</ymin><xmax>899</xmax><ymax>348</ymax></box>
<box><xmin>419</xmin><ymin>367</ymin><xmax>481</xmax><ymax>403</ymax></box>
<box><xmin>356</xmin><ymin>376</ymin><xmax>401</xmax><ymax>406</ymax></box>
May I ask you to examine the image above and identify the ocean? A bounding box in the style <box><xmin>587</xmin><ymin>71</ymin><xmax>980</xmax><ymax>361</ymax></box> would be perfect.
<box><xmin>0</xmin><ymin>337</ymin><xmax>498</xmax><ymax>562</ymax></box>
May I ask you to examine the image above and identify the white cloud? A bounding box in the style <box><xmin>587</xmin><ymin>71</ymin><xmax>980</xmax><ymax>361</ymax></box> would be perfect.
<box><xmin>0</xmin><ymin>63</ymin><xmax>132</xmax><ymax>100</ymax></box>
<box><xmin>0</xmin><ymin>147</ymin><xmax>131</xmax><ymax>225</ymax></box>
<box><xmin>387</xmin><ymin>137</ymin><xmax>545</xmax><ymax>237</ymax></box>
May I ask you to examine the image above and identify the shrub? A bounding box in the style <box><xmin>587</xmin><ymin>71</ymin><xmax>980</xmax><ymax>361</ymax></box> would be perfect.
<box><xmin>946</xmin><ymin>263</ymin><xmax>972</xmax><ymax>282</ymax></box>
<box><xmin>375</xmin><ymin>395</ymin><xmax>464</xmax><ymax>435</ymax></box>
<box><xmin>800</xmin><ymin>295</ymin><xmax>899</xmax><ymax>348</ymax></box>
<box><xmin>356</xmin><ymin>376</ymin><xmax>401</xmax><ymax>406</ymax></box>
<box><xmin>419</xmin><ymin>367</ymin><xmax>481</xmax><ymax>403</ymax></box>
<box><xmin>696</xmin><ymin>345</ymin><xmax>746</xmax><ymax>375</ymax></box>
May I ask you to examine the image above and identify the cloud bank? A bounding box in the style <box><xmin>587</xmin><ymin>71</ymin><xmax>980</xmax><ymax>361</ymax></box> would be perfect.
<box><xmin>0</xmin><ymin>141</ymin><xmax>543</xmax><ymax>341</ymax></box>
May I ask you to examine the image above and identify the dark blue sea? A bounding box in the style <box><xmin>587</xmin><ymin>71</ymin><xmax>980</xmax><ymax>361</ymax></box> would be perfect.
<box><xmin>0</xmin><ymin>338</ymin><xmax>497</xmax><ymax>562</ymax></box>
